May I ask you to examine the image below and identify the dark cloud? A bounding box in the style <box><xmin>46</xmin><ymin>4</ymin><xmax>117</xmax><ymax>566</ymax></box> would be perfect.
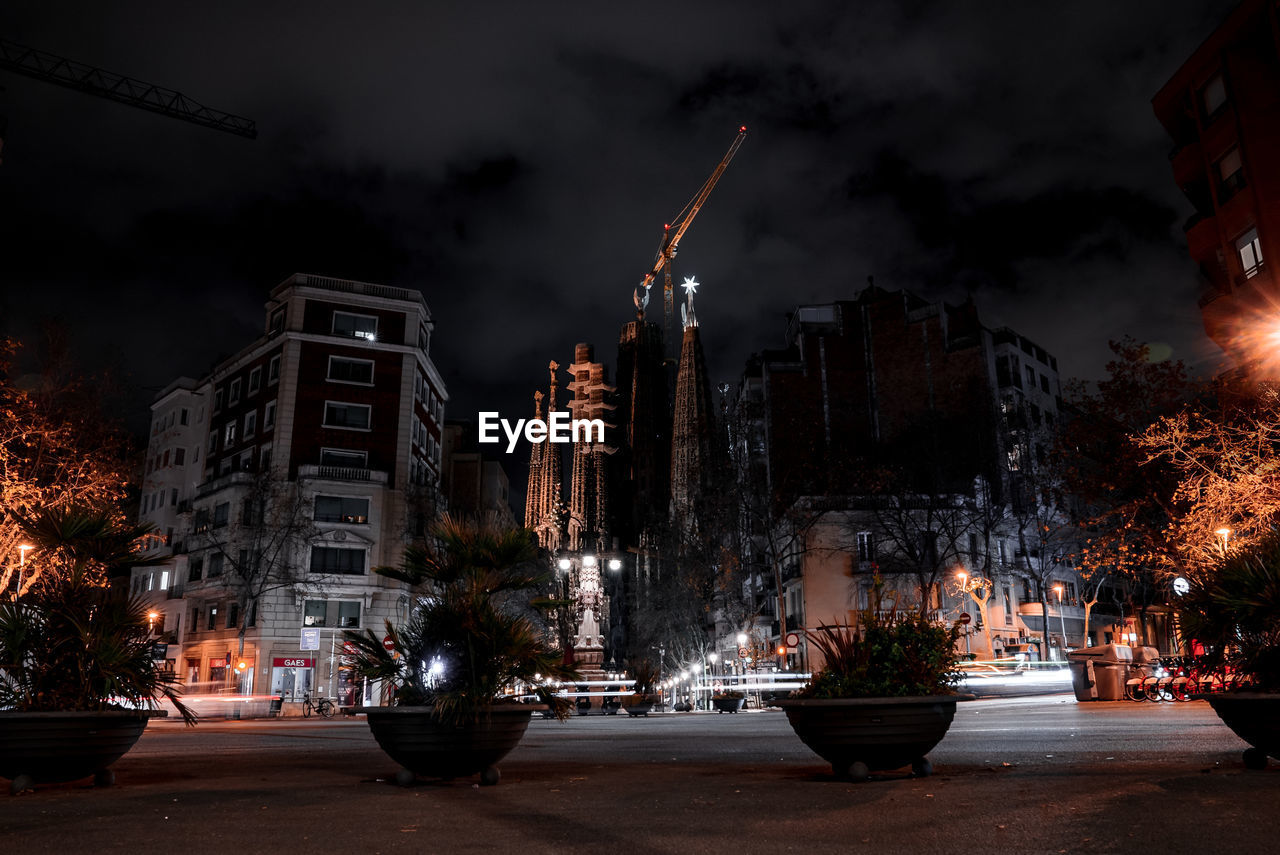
<box><xmin>0</xmin><ymin>0</ymin><xmax>1240</xmax><ymax>446</ymax></box>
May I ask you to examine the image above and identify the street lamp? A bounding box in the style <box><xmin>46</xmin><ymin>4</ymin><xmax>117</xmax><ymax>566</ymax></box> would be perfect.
<box><xmin>15</xmin><ymin>543</ymin><xmax>33</xmax><ymax>600</ymax></box>
<box><xmin>1053</xmin><ymin>584</ymin><xmax>1068</xmax><ymax>654</ymax></box>
<box><xmin>148</xmin><ymin>610</ymin><xmax>160</xmax><ymax>635</ymax></box>
<box><xmin>1215</xmin><ymin>527</ymin><xmax>1233</xmax><ymax>556</ymax></box>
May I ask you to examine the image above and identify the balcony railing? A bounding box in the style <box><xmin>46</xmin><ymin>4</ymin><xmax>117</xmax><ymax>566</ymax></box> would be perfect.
<box><xmin>298</xmin><ymin>464</ymin><xmax>388</xmax><ymax>484</ymax></box>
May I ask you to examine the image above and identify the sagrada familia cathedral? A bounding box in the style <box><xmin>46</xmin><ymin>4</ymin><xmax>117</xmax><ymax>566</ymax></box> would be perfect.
<box><xmin>524</xmin><ymin>281</ymin><xmax>720</xmax><ymax>678</ymax></box>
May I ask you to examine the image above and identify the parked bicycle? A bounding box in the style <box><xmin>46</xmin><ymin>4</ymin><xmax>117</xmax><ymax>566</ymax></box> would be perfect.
<box><xmin>303</xmin><ymin>692</ymin><xmax>336</xmax><ymax>718</ymax></box>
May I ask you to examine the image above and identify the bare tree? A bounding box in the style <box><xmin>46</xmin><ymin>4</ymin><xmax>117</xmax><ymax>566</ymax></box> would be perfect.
<box><xmin>192</xmin><ymin>471</ymin><xmax>320</xmax><ymax>657</ymax></box>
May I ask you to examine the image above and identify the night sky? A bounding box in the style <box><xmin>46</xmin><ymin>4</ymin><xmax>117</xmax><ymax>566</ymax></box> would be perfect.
<box><xmin>0</xmin><ymin>1</ymin><xmax>1240</xmax><ymax>444</ymax></box>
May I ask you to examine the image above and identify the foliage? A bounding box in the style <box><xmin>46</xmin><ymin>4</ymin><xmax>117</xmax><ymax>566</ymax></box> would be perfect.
<box><xmin>712</xmin><ymin>689</ymin><xmax>744</xmax><ymax>700</ymax></box>
<box><xmin>626</xmin><ymin>658</ymin><xmax>659</xmax><ymax>695</ymax></box>
<box><xmin>1176</xmin><ymin>532</ymin><xmax>1280</xmax><ymax>691</ymax></box>
<box><xmin>0</xmin><ymin>507</ymin><xmax>194</xmax><ymax>723</ymax></box>
<box><xmin>1</xmin><ymin>337</ymin><xmax>132</xmax><ymax>596</ymax></box>
<box><xmin>343</xmin><ymin>514</ymin><xmax>578</xmax><ymax>725</ymax></box>
<box><xmin>1061</xmin><ymin>337</ymin><xmax>1201</xmax><ymax>582</ymax></box>
<box><xmin>1138</xmin><ymin>383</ymin><xmax>1280</xmax><ymax>581</ymax></box>
<box><xmin>798</xmin><ymin>578</ymin><xmax>962</xmax><ymax>699</ymax></box>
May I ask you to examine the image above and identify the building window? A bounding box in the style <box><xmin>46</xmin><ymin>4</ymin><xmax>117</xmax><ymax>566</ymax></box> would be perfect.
<box><xmin>1039</xmin><ymin>374</ymin><xmax>1050</xmax><ymax>394</ymax></box>
<box><xmin>323</xmin><ymin>402</ymin><xmax>371</xmax><ymax>431</ymax></box>
<box><xmin>1201</xmin><ymin>72</ymin><xmax>1227</xmax><ymax>120</ymax></box>
<box><xmin>224</xmin><ymin>422</ymin><xmax>237</xmax><ymax>447</ymax></box>
<box><xmin>327</xmin><ymin>356</ymin><xmax>375</xmax><ymax>385</ymax></box>
<box><xmin>208</xmin><ymin>553</ymin><xmax>224</xmax><ymax>578</ymax></box>
<box><xmin>1237</xmin><ymin>227</ymin><xmax>1263</xmax><ymax>278</ymax></box>
<box><xmin>333</xmin><ymin>311</ymin><xmax>378</xmax><ymax>341</ymax></box>
<box><xmin>226</xmin><ymin>603</ymin><xmax>239</xmax><ymax>630</ymax></box>
<box><xmin>1216</xmin><ymin>148</ymin><xmax>1245</xmax><ymax>200</ymax></box>
<box><xmin>229</xmin><ymin>379</ymin><xmax>241</xmax><ymax>406</ymax></box>
<box><xmin>260</xmin><ymin>443</ymin><xmax>273</xmax><ymax>471</ymax></box>
<box><xmin>180</xmin><ymin>408</ymin><xmax>189</xmax><ymax>426</ymax></box>
<box><xmin>248</xmin><ymin>367</ymin><xmax>262</xmax><ymax>395</ymax></box>
<box><xmin>170</xmin><ymin>488</ymin><xmax>178</xmax><ymax>507</ymax></box>
<box><xmin>175</xmin><ymin>447</ymin><xmax>186</xmax><ymax>466</ymax></box>
<box><xmin>320</xmin><ymin>448</ymin><xmax>367</xmax><ymax>467</ymax></box>
<box><xmin>270</xmin><ymin>308</ymin><xmax>286</xmax><ymax>336</ymax></box>
<box><xmin>338</xmin><ymin>601</ymin><xmax>361</xmax><ymax>628</ymax></box>
<box><xmin>309</xmin><ymin>546</ymin><xmax>366</xmax><ymax>576</ymax></box>
<box><xmin>214</xmin><ymin>389</ymin><xmax>224</xmax><ymax>412</ymax></box>
<box><xmin>303</xmin><ymin>600</ymin><xmax>328</xmax><ymax>626</ymax></box>
<box><xmin>314</xmin><ymin>495</ymin><xmax>370</xmax><ymax>524</ymax></box>
<box><xmin>244</xmin><ymin>411</ymin><xmax>257</xmax><ymax>440</ymax></box>
<box><xmin>239</xmin><ymin>450</ymin><xmax>255</xmax><ymax>471</ymax></box>
<box><xmin>218</xmin><ymin>457</ymin><xmax>233</xmax><ymax>476</ymax></box>
<box><xmin>856</xmin><ymin>532</ymin><xmax>875</xmax><ymax>563</ymax></box>
<box><xmin>268</xmin><ymin>355</ymin><xmax>281</xmax><ymax>384</ymax></box>
<box><xmin>207</xmin><ymin>604</ymin><xmax>219</xmax><ymax>631</ymax></box>
<box><xmin>264</xmin><ymin>400</ymin><xmax>276</xmax><ymax>429</ymax></box>
<box><xmin>213</xmin><ymin>502</ymin><xmax>230</xmax><ymax>528</ymax></box>
<box><xmin>1003</xmin><ymin>585</ymin><xmax>1014</xmax><ymax>624</ymax></box>
<box><xmin>188</xmin><ymin>557</ymin><xmax>204</xmax><ymax>582</ymax></box>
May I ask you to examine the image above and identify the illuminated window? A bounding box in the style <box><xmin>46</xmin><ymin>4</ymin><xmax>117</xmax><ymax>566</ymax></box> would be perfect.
<box><xmin>1201</xmin><ymin>73</ymin><xmax>1227</xmax><ymax>120</ymax></box>
<box><xmin>333</xmin><ymin>311</ymin><xmax>377</xmax><ymax>341</ymax></box>
<box><xmin>1237</xmin><ymin>227</ymin><xmax>1263</xmax><ymax>278</ymax></box>
<box><xmin>314</xmin><ymin>495</ymin><xmax>370</xmax><ymax>524</ymax></box>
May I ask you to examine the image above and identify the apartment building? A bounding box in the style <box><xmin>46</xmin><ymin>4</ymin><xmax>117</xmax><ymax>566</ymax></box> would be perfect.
<box><xmin>133</xmin><ymin>274</ymin><xmax>447</xmax><ymax>707</ymax></box>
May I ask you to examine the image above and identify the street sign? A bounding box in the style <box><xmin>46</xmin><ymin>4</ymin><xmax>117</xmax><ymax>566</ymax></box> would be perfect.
<box><xmin>737</xmin><ymin>646</ymin><xmax>749</xmax><ymax>659</ymax></box>
<box><xmin>382</xmin><ymin>635</ymin><xmax>396</xmax><ymax>651</ymax></box>
<box><xmin>959</xmin><ymin>612</ymin><xmax>972</xmax><ymax>625</ymax></box>
<box><xmin>300</xmin><ymin>628</ymin><xmax>320</xmax><ymax>651</ymax></box>
<box><xmin>784</xmin><ymin>631</ymin><xmax>800</xmax><ymax>649</ymax></box>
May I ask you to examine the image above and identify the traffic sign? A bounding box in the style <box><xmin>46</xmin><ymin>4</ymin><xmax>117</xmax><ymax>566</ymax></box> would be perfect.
<box><xmin>300</xmin><ymin>628</ymin><xmax>320</xmax><ymax>651</ymax></box>
<box><xmin>382</xmin><ymin>635</ymin><xmax>396</xmax><ymax>651</ymax></box>
<box><xmin>959</xmin><ymin>612</ymin><xmax>972</xmax><ymax>625</ymax></box>
<box><xmin>737</xmin><ymin>646</ymin><xmax>749</xmax><ymax>659</ymax></box>
<box><xmin>784</xmin><ymin>631</ymin><xmax>800</xmax><ymax>649</ymax></box>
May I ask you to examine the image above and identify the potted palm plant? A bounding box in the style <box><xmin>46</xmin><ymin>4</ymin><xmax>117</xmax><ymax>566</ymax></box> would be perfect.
<box><xmin>344</xmin><ymin>515</ymin><xmax>577</xmax><ymax>786</ymax></box>
<box><xmin>0</xmin><ymin>508</ymin><xmax>194</xmax><ymax>795</ymax></box>
<box><xmin>777</xmin><ymin>577</ymin><xmax>965</xmax><ymax>781</ymax></box>
<box><xmin>1178</xmin><ymin>533</ymin><xmax>1280</xmax><ymax>770</ymax></box>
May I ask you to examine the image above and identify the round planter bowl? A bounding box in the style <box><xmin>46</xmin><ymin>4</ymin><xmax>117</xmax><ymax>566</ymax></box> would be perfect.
<box><xmin>358</xmin><ymin>705</ymin><xmax>538</xmax><ymax>785</ymax></box>
<box><xmin>1204</xmin><ymin>692</ymin><xmax>1280</xmax><ymax>769</ymax></box>
<box><xmin>777</xmin><ymin>695</ymin><xmax>963</xmax><ymax>779</ymax></box>
<box><xmin>623</xmin><ymin>694</ymin><xmax>658</xmax><ymax>717</ymax></box>
<box><xmin>0</xmin><ymin>710</ymin><xmax>152</xmax><ymax>793</ymax></box>
<box><xmin>712</xmin><ymin>697</ymin><xmax>746</xmax><ymax>713</ymax></box>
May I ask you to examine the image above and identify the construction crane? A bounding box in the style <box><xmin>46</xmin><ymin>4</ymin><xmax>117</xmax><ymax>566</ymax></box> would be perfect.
<box><xmin>633</xmin><ymin>126</ymin><xmax>746</xmax><ymax>356</ymax></box>
<box><xmin>0</xmin><ymin>38</ymin><xmax>256</xmax><ymax>143</ymax></box>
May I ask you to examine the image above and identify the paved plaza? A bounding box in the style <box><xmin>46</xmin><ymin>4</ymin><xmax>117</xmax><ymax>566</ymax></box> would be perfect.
<box><xmin>1</xmin><ymin>694</ymin><xmax>1276</xmax><ymax>854</ymax></box>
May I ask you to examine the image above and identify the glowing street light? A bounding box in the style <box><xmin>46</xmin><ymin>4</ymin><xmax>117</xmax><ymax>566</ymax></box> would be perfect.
<box><xmin>608</xmin><ymin>558</ymin><xmax>622</xmax><ymax>571</ymax></box>
<box><xmin>557</xmin><ymin>557</ymin><xmax>572</xmax><ymax>571</ymax></box>
<box><xmin>1215</xmin><ymin>527</ymin><xmax>1233</xmax><ymax>556</ymax></box>
<box><xmin>1053</xmin><ymin>584</ymin><xmax>1068</xmax><ymax>652</ymax></box>
<box><xmin>14</xmin><ymin>543</ymin><xmax>33</xmax><ymax>601</ymax></box>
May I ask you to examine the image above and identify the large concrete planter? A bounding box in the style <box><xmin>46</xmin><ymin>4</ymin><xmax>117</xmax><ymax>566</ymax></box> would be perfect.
<box><xmin>358</xmin><ymin>705</ymin><xmax>538</xmax><ymax>786</ymax></box>
<box><xmin>623</xmin><ymin>694</ymin><xmax>659</xmax><ymax>717</ymax></box>
<box><xmin>777</xmin><ymin>696</ymin><xmax>963</xmax><ymax>780</ymax></box>
<box><xmin>1204</xmin><ymin>692</ymin><xmax>1280</xmax><ymax>770</ymax></box>
<box><xmin>0</xmin><ymin>710</ymin><xmax>151</xmax><ymax>794</ymax></box>
<box><xmin>712</xmin><ymin>696</ymin><xmax>746</xmax><ymax>713</ymax></box>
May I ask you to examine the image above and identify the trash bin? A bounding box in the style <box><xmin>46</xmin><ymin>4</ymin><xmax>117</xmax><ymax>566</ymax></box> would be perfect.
<box><xmin>1068</xmin><ymin>644</ymin><xmax>1133</xmax><ymax>701</ymax></box>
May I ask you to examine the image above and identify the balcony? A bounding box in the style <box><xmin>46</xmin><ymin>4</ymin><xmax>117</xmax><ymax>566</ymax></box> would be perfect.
<box><xmin>298</xmin><ymin>464</ymin><xmax>388</xmax><ymax>484</ymax></box>
<box><xmin>196</xmin><ymin>470</ymin><xmax>255</xmax><ymax>498</ymax></box>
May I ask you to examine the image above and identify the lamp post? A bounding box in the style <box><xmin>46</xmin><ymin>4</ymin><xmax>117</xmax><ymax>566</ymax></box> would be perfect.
<box><xmin>1215</xmin><ymin>527</ymin><xmax>1232</xmax><ymax>557</ymax></box>
<box><xmin>14</xmin><ymin>543</ymin><xmax>33</xmax><ymax>601</ymax></box>
<box><xmin>1053</xmin><ymin>583</ymin><xmax>1068</xmax><ymax>653</ymax></box>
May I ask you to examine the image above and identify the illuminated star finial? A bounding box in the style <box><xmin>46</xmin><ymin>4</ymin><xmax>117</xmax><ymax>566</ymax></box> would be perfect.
<box><xmin>681</xmin><ymin>276</ymin><xmax>699</xmax><ymax>297</ymax></box>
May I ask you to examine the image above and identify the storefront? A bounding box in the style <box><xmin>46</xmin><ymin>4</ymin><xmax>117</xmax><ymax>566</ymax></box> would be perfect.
<box><xmin>270</xmin><ymin>657</ymin><xmax>315</xmax><ymax>701</ymax></box>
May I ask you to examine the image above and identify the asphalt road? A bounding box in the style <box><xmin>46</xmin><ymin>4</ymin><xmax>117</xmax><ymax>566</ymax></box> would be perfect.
<box><xmin>2</xmin><ymin>694</ymin><xmax>1275</xmax><ymax>855</ymax></box>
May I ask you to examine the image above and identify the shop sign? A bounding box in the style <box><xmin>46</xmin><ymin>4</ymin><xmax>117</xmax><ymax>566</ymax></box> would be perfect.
<box><xmin>272</xmin><ymin>657</ymin><xmax>315</xmax><ymax>668</ymax></box>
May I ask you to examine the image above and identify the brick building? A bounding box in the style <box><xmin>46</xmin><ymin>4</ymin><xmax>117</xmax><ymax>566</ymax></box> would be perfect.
<box><xmin>132</xmin><ymin>273</ymin><xmax>447</xmax><ymax>709</ymax></box>
<box><xmin>1153</xmin><ymin>0</ymin><xmax>1280</xmax><ymax>369</ymax></box>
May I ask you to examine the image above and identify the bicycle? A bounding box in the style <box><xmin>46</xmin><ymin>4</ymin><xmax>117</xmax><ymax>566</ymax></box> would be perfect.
<box><xmin>303</xmin><ymin>692</ymin><xmax>336</xmax><ymax>718</ymax></box>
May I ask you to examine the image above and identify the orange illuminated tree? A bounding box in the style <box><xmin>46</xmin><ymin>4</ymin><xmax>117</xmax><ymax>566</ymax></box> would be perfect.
<box><xmin>1137</xmin><ymin>381</ymin><xmax>1280</xmax><ymax>581</ymax></box>
<box><xmin>0</xmin><ymin>337</ymin><xmax>132</xmax><ymax>596</ymax></box>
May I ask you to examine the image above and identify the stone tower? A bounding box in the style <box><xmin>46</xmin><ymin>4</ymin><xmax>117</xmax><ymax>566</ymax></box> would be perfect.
<box><xmin>670</xmin><ymin>294</ymin><xmax>717</xmax><ymax>527</ymax></box>
<box><xmin>566</xmin><ymin>343</ymin><xmax>617</xmax><ymax>554</ymax></box>
<box><xmin>525</xmin><ymin>362</ymin><xmax>564</xmax><ymax>551</ymax></box>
